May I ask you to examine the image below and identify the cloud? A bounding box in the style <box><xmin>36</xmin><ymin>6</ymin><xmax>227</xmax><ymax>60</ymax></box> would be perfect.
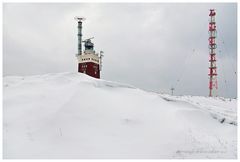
<box><xmin>3</xmin><ymin>3</ymin><xmax>237</xmax><ymax>98</ymax></box>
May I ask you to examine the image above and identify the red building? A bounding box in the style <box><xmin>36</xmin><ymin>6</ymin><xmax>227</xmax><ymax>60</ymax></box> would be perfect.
<box><xmin>77</xmin><ymin>38</ymin><xmax>101</xmax><ymax>79</ymax></box>
<box><xmin>75</xmin><ymin>17</ymin><xmax>103</xmax><ymax>79</ymax></box>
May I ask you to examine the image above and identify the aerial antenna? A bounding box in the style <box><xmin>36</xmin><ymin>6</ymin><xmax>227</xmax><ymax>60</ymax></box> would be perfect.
<box><xmin>83</xmin><ymin>37</ymin><xmax>94</xmax><ymax>42</ymax></box>
<box><xmin>170</xmin><ymin>87</ymin><xmax>175</xmax><ymax>95</ymax></box>
<box><xmin>100</xmin><ymin>51</ymin><xmax>104</xmax><ymax>71</ymax></box>
<box><xmin>208</xmin><ymin>9</ymin><xmax>218</xmax><ymax>97</ymax></box>
<box><xmin>74</xmin><ymin>17</ymin><xmax>86</xmax><ymax>21</ymax></box>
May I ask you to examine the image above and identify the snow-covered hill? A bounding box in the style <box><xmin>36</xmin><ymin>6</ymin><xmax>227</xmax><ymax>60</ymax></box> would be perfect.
<box><xmin>3</xmin><ymin>72</ymin><xmax>237</xmax><ymax>159</ymax></box>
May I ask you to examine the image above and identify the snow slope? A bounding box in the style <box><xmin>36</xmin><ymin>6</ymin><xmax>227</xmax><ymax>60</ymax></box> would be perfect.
<box><xmin>3</xmin><ymin>72</ymin><xmax>237</xmax><ymax>159</ymax></box>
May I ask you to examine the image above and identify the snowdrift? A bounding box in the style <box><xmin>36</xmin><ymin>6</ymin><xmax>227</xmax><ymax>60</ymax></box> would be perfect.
<box><xmin>3</xmin><ymin>72</ymin><xmax>237</xmax><ymax>159</ymax></box>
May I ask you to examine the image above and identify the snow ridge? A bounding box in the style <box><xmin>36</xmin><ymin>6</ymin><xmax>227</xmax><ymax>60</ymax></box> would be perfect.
<box><xmin>159</xmin><ymin>94</ymin><xmax>237</xmax><ymax>126</ymax></box>
<box><xmin>3</xmin><ymin>72</ymin><xmax>237</xmax><ymax>159</ymax></box>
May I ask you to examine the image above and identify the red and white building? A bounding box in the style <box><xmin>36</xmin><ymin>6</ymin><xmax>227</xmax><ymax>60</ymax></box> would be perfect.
<box><xmin>75</xmin><ymin>17</ymin><xmax>103</xmax><ymax>79</ymax></box>
<box><xmin>77</xmin><ymin>39</ymin><xmax>102</xmax><ymax>79</ymax></box>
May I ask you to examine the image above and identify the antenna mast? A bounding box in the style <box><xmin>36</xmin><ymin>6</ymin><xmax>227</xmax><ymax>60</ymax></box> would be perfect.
<box><xmin>170</xmin><ymin>87</ymin><xmax>175</xmax><ymax>96</ymax></box>
<box><xmin>208</xmin><ymin>9</ymin><xmax>218</xmax><ymax>97</ymax></box>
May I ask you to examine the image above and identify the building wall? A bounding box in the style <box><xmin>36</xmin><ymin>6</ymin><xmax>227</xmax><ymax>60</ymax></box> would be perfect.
<box><xmin>78</xmin><ymin>62</ymin><xmax>100</xmax><ymax>79</ymax></box>
<box><xmin>77</xmin><ymin>53</ymin><xmax>100</xmax><ymax>64</ymax></box>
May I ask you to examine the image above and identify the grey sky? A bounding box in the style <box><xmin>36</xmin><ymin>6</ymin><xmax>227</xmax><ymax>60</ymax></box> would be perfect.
<box><xmin>3</xmin><ymin>3</ymin><xmax>237</xmax><ymax>98</ymax></box>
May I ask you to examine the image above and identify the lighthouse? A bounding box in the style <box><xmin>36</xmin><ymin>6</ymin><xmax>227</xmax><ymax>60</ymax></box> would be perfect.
<box><xmin>75</xmin><ymin>17</ymin><xmax>103</xmax><ymax>79</ymax></box>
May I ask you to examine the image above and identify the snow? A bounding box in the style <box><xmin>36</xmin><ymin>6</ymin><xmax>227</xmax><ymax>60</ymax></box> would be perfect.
<box><xmin>3</xmin><ymin>72</ymin><xmax>237</xmax><ymax>159</ymax></box>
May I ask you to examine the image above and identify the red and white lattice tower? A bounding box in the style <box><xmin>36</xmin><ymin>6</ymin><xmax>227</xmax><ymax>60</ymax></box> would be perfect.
<box><xmin>208</xmin><ymin>9</ymin><xmax>218</xmax><ymax>97</ymax></box>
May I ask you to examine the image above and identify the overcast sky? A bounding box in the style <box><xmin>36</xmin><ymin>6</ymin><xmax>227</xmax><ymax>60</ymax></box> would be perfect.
<box><xmin>3</xmin><ymin>3</ymin><xmax>237</xmax><ymax>98</ymax></box>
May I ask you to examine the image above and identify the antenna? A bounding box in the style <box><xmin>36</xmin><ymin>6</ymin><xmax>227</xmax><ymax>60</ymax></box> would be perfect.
<box><xmin>208</xmin><ymin>9</ymin><xmax>218</xmax><ymax>97</ymax></box>
<box><xmin>100</xmin><ymin>51</ymin><xmax>104</xmax><ymax>71</ymax></box>
<box><xmin>74</xmin><ymin>17</ymin><xmax>86</xmax><ymax>22</ymax></box>
<box><xmin>82</xmin><ymin>37</ymin><xmax>94</xmax><ymax>42</ymax></box>
<box><xmin>170</xmin><ymin>87</ymin><xmax>175</xmax><ymax>95</ymax></box>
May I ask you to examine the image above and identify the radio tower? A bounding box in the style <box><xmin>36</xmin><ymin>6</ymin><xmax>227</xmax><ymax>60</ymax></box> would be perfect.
<box><xmin>208</xmin><ymin>9</ymin><xmax>218</xmax><ymax>97</ymax></box>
